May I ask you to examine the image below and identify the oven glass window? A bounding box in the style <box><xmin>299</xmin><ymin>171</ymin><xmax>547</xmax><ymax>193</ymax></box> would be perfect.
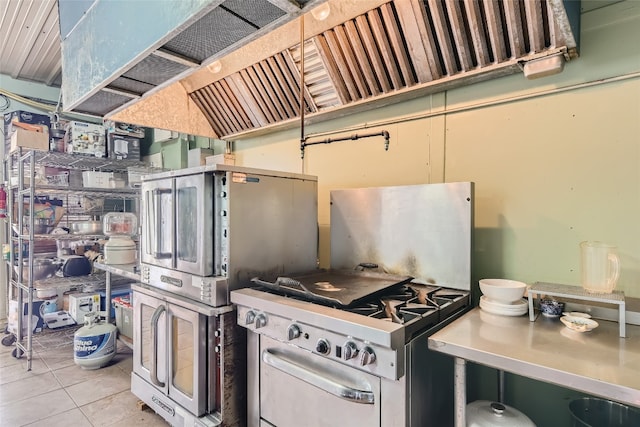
<box><xmin>177</xmin><ymin>186</ymin><xmax>197</xmax><ymax>263</ymax></box>
<box><xmin>144</xmin><ymin>187</ymin><xmax>172</xmax><ymax>257</ymax></box>
<box><xmin>172</xmin><ymin>316</ymin><xmax>194</xmax><ymax>397</ymax></box>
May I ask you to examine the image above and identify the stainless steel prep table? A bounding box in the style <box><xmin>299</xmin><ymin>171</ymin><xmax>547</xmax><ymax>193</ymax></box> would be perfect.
<box><xmin>428</xmin><ymin>308</ymin><xmax>640</xmax><ymax>427</ymax></box>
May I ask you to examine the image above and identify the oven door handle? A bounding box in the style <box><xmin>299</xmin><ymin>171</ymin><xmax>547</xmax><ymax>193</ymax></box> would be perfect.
<box><xmin>262</xmin><ymin>349</ymin><xmax>375</xmax><ymax>404</ymax></box>
<box><xmin>150</xmin><ymin>304</ymin><xmax>166</xmax><ymax>388</ymax></box>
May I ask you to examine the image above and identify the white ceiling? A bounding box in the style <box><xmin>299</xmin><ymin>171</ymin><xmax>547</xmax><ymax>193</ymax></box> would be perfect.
<box><xmin>0</xmin><ymin>0</ymin><xmax>624</xmax><ymax>96</ymax></box>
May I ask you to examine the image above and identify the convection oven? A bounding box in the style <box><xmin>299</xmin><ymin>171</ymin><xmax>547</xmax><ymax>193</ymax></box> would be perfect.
<box><xmin>139</xmin><ymin>164</ymin><xmax>319</xmax><ymax>306</ymax></box>
<box><xmin>131</xmin><ymin>283</ymin><xmax>243</xmax><ymax>425</ymax></box>
<box><xmin>133</xmin><ymin>164</ymin><xmax>319</xmax><ymax>426</ymax></box>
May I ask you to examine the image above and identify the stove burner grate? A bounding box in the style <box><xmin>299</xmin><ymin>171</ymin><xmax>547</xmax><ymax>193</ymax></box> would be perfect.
<box><xmin>340</xmin><ymin>283</ymin><xmax>468</xmax><ymax>325</ymax></box>
<box><xmin>256</xmin><ymin>281</ymin><xmax>469</xmax><ymax>325</ymax></box>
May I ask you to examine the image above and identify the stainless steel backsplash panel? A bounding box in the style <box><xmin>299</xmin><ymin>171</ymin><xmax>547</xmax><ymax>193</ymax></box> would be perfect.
<box><xmin>330</xmin><ymin>182</ymin><xmax>474</xmax><ymax>291</ymax></box>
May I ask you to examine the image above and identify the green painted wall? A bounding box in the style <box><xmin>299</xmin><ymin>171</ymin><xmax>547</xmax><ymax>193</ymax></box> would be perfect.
<box><xmin>224</xmin><ymin>2</ymin><xmax>640</xmax><ymax>424</ymax></box>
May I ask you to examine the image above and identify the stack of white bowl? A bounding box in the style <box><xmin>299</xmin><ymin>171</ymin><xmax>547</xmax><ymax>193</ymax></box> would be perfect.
<box><xmin>479</xmin><ymin>279</ymin><xmax>528</xmax><ymax>316</ymax></box>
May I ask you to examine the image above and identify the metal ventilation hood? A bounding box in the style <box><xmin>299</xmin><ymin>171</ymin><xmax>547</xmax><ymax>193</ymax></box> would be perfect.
<box><xmin>88</xmin><ymin>0</ymin><xmax>580</xmax><ymax>140</ymax></box>
<box><xmin>59</xmin><ymin>0</ymin><xmax>325</xmax><ymax>117</ymax></box>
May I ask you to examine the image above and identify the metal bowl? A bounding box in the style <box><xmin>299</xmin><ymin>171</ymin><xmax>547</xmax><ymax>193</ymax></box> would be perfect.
<box><xmin>14</xmin><ymin>258</ymin><xmax>60</xmax><ymax>281</ymax></box>
<box><xmin>24</xmin><ymin>217</ymin><xmax>54</xmax><ymax>234</ymax></box>
<box><xmin>70</xmin><ymin>220</ymin><xmax>102</xmax><ymax>235</ymax></box>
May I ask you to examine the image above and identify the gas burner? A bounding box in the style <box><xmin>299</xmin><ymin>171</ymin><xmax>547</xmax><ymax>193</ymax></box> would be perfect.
<box><xmin>253</xmin><ymin>277</ymin><xmax>470</xmax><ymax>330</ymax></box>
<box><xmin>340</xmin><ymin>283</ymin><xmax>468</xmax><ymax>326</ymax></box>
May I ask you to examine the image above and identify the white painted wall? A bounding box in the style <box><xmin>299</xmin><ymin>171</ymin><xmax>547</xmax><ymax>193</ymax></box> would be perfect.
<box><xmin>232</xmin><ymin>1</ymin><xmax>640</xmax><ymax>300</ymax></box>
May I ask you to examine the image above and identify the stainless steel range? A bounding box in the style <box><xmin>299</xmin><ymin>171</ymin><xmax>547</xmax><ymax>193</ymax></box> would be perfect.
<box><xmin>231</xmin><ymin>182</ymin><xmax>474</xmax><ymax>427</ymax></box>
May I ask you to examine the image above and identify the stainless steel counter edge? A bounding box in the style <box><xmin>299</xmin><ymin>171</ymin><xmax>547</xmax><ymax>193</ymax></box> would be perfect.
<box><xmin>230</xmin><ymin>288</ymin><xmax>406</xmax><ymax>349</ymax></box>
<box><xmin>132</xmin><ymin>283</ymin><xmax>234</xmax><ymax>316</ymax></box>
<box><xmin>93</xmin><ymin>262</ymin><xmax>140</xmax><ymax>281</ymax></box>
<box><xmin>428</xmin><ymin>308</ymin><xmax>640</xmax><ymax>409</ymax></box>
<box><xmin>140</xmin><ymin>163</ymin><xmax>318</xmax><ymax>181</ymax></box>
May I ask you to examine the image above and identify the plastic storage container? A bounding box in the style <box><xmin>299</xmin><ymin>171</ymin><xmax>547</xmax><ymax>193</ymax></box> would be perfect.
<box><xmin>112</xmin><ymin>296</ymin><xmax>133</xmax><ymax>340</ymax></box>
<box><xmin>103</xmin><ymin>212</ymin><xmax>137</xmax><ymax>236</ymax></box>
<box><xmin>98</xmin><ymin>286</ymin><xmax>131</xmax><ymax>319</ymax></box>
<box><xmin>103</xmin><ymin>212</ymin><xmax>137</xmax><ymax>265</ymax></box>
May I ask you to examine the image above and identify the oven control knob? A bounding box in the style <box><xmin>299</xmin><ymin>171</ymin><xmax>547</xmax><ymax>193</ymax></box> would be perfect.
<box><xmin>359</xmin><ymin>346</ymin><xmax>376</xmax><ymax>366</ymax></box>
<box><xmin>287</xmin><ymin>324</ymin><xmax>301</xmax><ymax>341</ymax></box>
<box><xmin>245</xmin><ymin>310</ymin><xmax>256</xmax><ymax>325</ymax></box>
<box><xmin>316</xmin><ymin>339</ymin><xmax>330</xmax><ymax>355</ymax></box>
<box><xmin>342</xmin><ymin>341</ymin><xmax>359</xmax><ymax>361</ymax></box>
<box><xmin>255</xmin><ymin>314</ymin><xmax>268</xmax><ymax>329</ymax></box>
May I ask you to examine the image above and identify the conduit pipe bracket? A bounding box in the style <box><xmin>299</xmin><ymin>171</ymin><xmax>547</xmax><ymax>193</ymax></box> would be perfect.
<box><xmin>300</xmin><ymin>130</ymin><xmax>390</xmax><ymax>159</ymax></box>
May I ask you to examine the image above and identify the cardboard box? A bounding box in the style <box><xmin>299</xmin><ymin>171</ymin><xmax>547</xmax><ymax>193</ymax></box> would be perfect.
<box><xmin>82</xmin><ymin>171</ymin><xmax>114</xmax><ymax>188</ymax></box>
<box><xmin>108</xmin><ymin>134</ymin><xmax>141</xmax><ymax>160</ymax></box>
<box><xmin>64</xmin><ymin>121</ymin><xmax>106</xmax><ymax>157</ymax></box>
<box><xmin>113</xmin><ymin>296</ymin><xmax>133</xmax><ymax>339</ymax></box>
<box><xmin>10</xmin><ymin>128</ymin><xmax>49</xmax><ymax>152</ymax></box>
<box><xmin>188</xmin><ymin>148</ymin><xmax>214</xmax><ymax>167</ymax></box>
<box><xmin>68</xmin><ymin>293</ymin><xmax>100</xmax><ymax>323</ymax></box>
<box><xmin>104</xmin><ymin>120</ymin><xmax>145</xmax><ymax>138</ymax></box>
<box><xmin>7</xmin><ymin>299</ymin><xmax>46</xmax><ymax>335</ymax></box>
<box><xmin>4</xmin><ymin>110</ymin><xmax>51</xmax><ymax>152</ymax></box>
<box><xmin>205</xmin><ymin>153</ymin><xmax>236</xmax><ymax>166</ymax></box>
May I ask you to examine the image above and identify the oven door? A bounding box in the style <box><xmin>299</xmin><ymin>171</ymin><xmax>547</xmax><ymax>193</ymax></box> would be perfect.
<box><xmin>133</xmin><ymin>289</ymin><xmax>211</xmax><ymax>416</ymax></box>
<box><xmin>258</xmin><ymin>335</ymin><xmax>381</xmax><ymax>427</ymax></box>
<box><xmin>141</xmin><ymin>173</ymin><xmax>213</xmax><ymax>276</ymax></box>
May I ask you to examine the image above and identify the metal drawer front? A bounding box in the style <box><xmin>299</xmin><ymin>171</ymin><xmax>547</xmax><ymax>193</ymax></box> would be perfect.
<box><xmin>262</xmin><ymin>349</ymin><xmax>374</xmax><ymax>404</ymax></box>
<box><xmin>259</xmin><ymin>336</ymin><xmax>380</xmax><ymax>427</ymax></box>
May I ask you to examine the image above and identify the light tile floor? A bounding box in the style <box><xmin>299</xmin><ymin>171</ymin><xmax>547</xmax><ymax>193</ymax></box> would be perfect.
<box><xmin>0</xmin><ymin>324</ymin><xmax>168</xmax><ymax>427</ymax></box>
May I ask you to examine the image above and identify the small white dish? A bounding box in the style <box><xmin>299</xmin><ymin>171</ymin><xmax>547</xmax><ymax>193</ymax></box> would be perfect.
<box><xmin>560</xmin><ymin>315</ymin><xmax>599</xmax><ymax>332</ymax></box>
<box><xmin>562</xmin><ymin>311</ymin><xmax>592</xmax><ymax>319</ymax></box>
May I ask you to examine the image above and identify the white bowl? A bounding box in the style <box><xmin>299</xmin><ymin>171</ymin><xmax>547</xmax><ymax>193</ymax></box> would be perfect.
<box><xmin>479</xmin><ymin>279</ymin><xmax>527</xmax><ymax>304</ymax></box>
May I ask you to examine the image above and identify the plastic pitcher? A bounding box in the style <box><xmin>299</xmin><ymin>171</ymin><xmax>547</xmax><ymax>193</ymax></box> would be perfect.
<box><xmin>580</xmin><ymin>241</ymin><xmax>620</xmax><ymax>294</ymax></box>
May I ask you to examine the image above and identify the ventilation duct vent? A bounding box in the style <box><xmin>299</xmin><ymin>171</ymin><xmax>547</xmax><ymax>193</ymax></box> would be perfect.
<box><xmin>73</xmin><ymin>91</ymin><xmax>136</xmax><ymax>117</ymax></box>
<box><xmin>188</xmin><ymin>0</ymin><xmax>579</xmax><ymax>140</ymax></box>
<box><xmin>61</xmin><ymin>0</ymin><xmax>321</xmax><ymax>116</ymax></box>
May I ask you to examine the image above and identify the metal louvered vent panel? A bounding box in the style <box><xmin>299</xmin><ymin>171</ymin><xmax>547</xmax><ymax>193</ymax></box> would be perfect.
<box><xmin>163</xmin><ymin>6</ymin><xmax>260</xmax><ymax>63</ymax></box>
<box><xmin>73</xmin><ymin>91</ymin><xmax>134</xmax><ymax>117</ymax></box>
<box><xmin>108</xmin><ymin>77</ymin><xmax>155</xmax><ymax>96</ymax></box>
<box><xmin>123</xmin><ymin>55</ymin><xmax>190</xmax><ymax>86</ymax></box>
<box><xmin>412</xmin><ymin>0</ymin><xmax>561</xmax><ymax>76</ymax></box>
<box><xmin>190</xmin><ymin>48</ymin><xmax>318</xmax><ymax>136</ymax></box>
<box><xmin>186</xmin><ymin>0</ymin><xmax>578</xmax><ymax>140</ymax></box>
<box><xmin>222</xmin><ymin>0</ymin><xmax>288</xmax><ymax>28</ymax></box>
<box><xmin>291</xmin><ymin>40</ymin><xmax>340</xmax><ymax>110</ymax></box>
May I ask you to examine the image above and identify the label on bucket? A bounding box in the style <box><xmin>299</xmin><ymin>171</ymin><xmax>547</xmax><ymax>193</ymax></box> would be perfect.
<box><xmin>74</xmin><ymin>333</ymin><xmax>114</xmax><ymax>359</ymax></box>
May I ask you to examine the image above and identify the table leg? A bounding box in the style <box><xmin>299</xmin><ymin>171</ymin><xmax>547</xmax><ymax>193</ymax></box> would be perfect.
<box><xmin>455</xmin><ymin>357</ymin><xmax>466</xmax><ymax>427</ymax></box>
